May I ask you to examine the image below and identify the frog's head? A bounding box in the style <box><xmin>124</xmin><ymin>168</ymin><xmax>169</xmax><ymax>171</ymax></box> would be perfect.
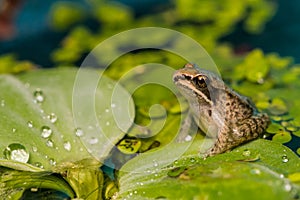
<box><xmin>173</xmin><ymin>63</ymin><xmax>224</xmax><ymax>106</ymax></box>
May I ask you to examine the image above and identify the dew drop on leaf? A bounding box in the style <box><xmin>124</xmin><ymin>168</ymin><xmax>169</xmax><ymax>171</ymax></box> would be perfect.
<box><xmin>250</xmin><ymin>168</ymin><xmax>261</xmax><ymax>175</ymax></box>
<box><xmin>284</xmin><ymin>183</ymin><xmax>292</xmax><ymax>192</ymax></box>
<box><xmin>242</xmin><ymin>149</ymin><xmax>251</xmax><ymax>157</ymax></box>
<box><xmin>3</xmin><ymin>143</ymin><xmax>30</xmax><ymax>163</ymax></box>
<box><xmin>89</xmin><ymin>137</ymin><xmax>99</xmax><ymax>144</ymax></box>
<box><xmin>0</xmin><ymin>99</ymin><xmax>5</xmax><ymax>107</ymax></box>
<box><xmin>46</xmin><ymin>139</ymin><xmax>54</xmax><ymax>147</ymax></box>
<box><xmin>63</xmin><ymin>141</ymin><xmax>71</xmax><ymax>151</ymax></box>
<box><xmin>32</xmin><ymin>146</ymin><xmax>38</xmax><ymax>152</ymax></box>
<box><xmin>279</xmin><ymin>174</ymin><xmax>285</xmax><ymax>178</ymax></box>
<box><xmin>33</xmin><ymin>88</ymin><xmax>45</xmax><ymax>103</ymax></box>
<box><xmin>27</xmin><ymin>121</ymin><xmax>33</xmax><ymax>128</ymax></box>
<box><xmin>153</xmin><ymin>160</ymin><xmax>159</xmax><ymax>167</ymax></box>
<box><xmin>282</xmin><ymin>155</ymin><xmax>289</xmax><ymax>163</ymax></box>
<box><xmin>41</xmin><ymin>126</ymin><xmax>52</xmax><ymax>138</ymax></box>
<box><xmin>47</xmin><ymin>113</ymin><xmax>58</xmax><ymax>123</ymax></box>
<box><xmin>34</xmin><ymin>162</ymin><xmax>44</xmax><ymax>169</ymax></box>
<box><xmin>184</xmin><ymin>135</ymin><xmax>192</xmax><ymax>142</ymax></box>
<box><xmin>49</xmin><ymin>158</ymin><xmax>56</xmax><ymax>166</ymax></box>
<box><xmin>75</xmin><ymin>128</ymin><xmax>84</xmax><ymax>137</ymax></box>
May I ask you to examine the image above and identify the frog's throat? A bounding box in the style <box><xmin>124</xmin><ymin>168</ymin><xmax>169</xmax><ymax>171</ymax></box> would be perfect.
<box><xmin>178</xmin><ymin>80</ymin><xmax>213</xmax><ymax>106</ymax></box>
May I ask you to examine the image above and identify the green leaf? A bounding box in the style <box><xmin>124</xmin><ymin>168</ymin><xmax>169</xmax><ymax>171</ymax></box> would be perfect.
<box><xmin>0</xmin><ymin>68</ymin><xmax>135</xmax><ymax>198</ymax></box>
<box><xmin>0</xmin><ymin>168</ymin><xmax>75</xmax><ymax>199</ymax></box>
<box><xmin>236</xmin><ymin>49</ymin><xmax>270</xmax><ymax>83</ymax></box>
<box><xmin>49</xmin><ymin>2</ymin><xmax>86</xmax><ymax>30</ymax></box>
<box><xmin>116</xmin><ymin>139</ymin><xmax>300</xmax><ymax>199</ymax></box>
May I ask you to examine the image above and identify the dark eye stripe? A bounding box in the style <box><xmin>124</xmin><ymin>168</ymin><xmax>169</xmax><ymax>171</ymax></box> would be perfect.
<box><xmin>193</xmin><ymin>76</ymin><xmax>207</xmax><ymax>88</ymax></box>
<box><xmin>183</xmin><ymin>75</ymin><xmax>192</xmax><ymax>80</ymax></box>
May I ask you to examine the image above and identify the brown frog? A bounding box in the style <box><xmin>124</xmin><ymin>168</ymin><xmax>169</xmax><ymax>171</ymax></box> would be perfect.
<box><xmin>173</xmin><ymin>63</ymin><xmax>270</xmax><ymax>156</ymax></box>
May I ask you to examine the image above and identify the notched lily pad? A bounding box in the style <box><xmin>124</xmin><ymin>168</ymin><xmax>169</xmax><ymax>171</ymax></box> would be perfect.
<box><xmin>267</xmin><ymin>122</ymin><xmax>284</xmax><ymax>134</ymax></box>
<box><xmin>272</xmin><ymin>130</ymin><xmax>292</xmax><ymax>144</ymax></box>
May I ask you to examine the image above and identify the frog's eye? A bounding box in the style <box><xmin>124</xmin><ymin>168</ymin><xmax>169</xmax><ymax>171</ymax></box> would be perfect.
<box><xmin>194</xmin><ymin>75</ymin><xmax>208</xmax><ymax>88</ymax></box>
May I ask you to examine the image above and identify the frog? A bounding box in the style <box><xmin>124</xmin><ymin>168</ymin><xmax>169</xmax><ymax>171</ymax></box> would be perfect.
<box><xmin>173</xmin><ymin>63</ymin><xmax>270</xmax><ymax>157</ymax></box>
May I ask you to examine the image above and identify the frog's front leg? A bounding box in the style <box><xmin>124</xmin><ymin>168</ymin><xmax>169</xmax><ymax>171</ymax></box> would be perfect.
<box><xmin>205</xmin><ymin>114</ymin><xmax>270</xmax><ymax>157</ymax></box>
<box><xmin>176</xmin><ymin>110</ymin><xmax>198</xmax><ymax>142</ymax></box>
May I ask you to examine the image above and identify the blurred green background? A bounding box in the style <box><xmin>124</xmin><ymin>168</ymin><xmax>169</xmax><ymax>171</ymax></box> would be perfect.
<box><xmin>0</xmin><ymin>0</ymin><xmax>299</xmax><ymax>67</ymax></box>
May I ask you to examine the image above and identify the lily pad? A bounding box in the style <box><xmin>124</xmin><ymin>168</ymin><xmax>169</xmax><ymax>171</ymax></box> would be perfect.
<box><xmin>0</xmin><ymin>68</ymin><xmax>135</xmax><ymax>198</ymax></box>
<box><xmin>115</xmin><ymin>139</ymin><xmax>300</xmax><ymax>200</ymax></box>
<box><xmin>272</xmin><ymin>130</ymin><xmax>292</xmax><ymax>144</ymax></box>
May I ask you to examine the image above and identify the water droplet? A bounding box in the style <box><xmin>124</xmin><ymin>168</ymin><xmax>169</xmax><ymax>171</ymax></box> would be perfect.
<box><xmin>46</xmin><ymin>139</ymin><xmax>54</xmax><ymax>147</ymax></box>
<box><xmin>1</xmin><ymin>100</ymin><xmax>5</xmax><ymax>107</ymax></box>
<box><xmin>34</xmin><ymin>162</ymin><xmax>44</xmax><ymax>169</ymax></box>
<box><xmin>284</xmin><ymin>183</ymin><xmax>292</xmax><ymax>191</ymax></box>
<box><xmin>89</xmin><ymin>137</ymin><xmax>98</xmax><ymax>144</ymax></box>
<box><xmin>242</xmin><ymin>149</ymin><xmax>251</xmax><ymax>157</ymax></box>
<box><xmin>106</xmin><ymin>121</ymin><xmax>110</xmax><ymax>126</ymax></box>
<box><xmin>105</xmin><ymin>108</ymin><xmax>110</xmax><ymax>113</ymax></box>
<box><xmin>111</xmin><ymin>103</ymin><xmax>116</xmax><ymax>108</ymax></box>
<box><xmin>32</xmin><ymin>146</ymin><xmax>38</xmax><ymax>152</ymax></box>
<box><xmin>75</xmin><ymin>128</ymin><xmax>84</xmax><ymax>137</ymax></box>
<box><xmin>49</xmin><ymin>158</ymin><xmax>56</xmax><ymax>166</ymax></box>
<box><xmin>47</xmin><ymin>113</ymin><xmax>57</xmax><ymax>123</ymax></box>
<box><xmin>27</xmin><ymin>121</ymin><xmax>33</xmax><ymax>128</ymax></box>
<box><xmin>282</xmin><ymin>155</ymin><xmax>289</xmax><ymax>163</ymax></box>
<box><xmin>279</xmin><ymin>174</ymin><xmax>285</xmax><ymax>178</ymax></box>
<box><xmin>184</xmin><ymin>135</ymin><xmax>192</xmax><ymax>142</ymax></box>
<box><xmin>190</xmin><ymin>158</ymin><xmax>196</xmax><ymax>163</ymax></box>
<box><xmin>41</xmin><ymin>126</ymin><xmax>52</xmax><ymax>138</ymax></box>
<box><xmin>63</xmin><ymin>141</ymin><xmax>71</xmax><ymax>151</ymax></box>
<box><xmin>250</xmin><ymin>168</ymin><xmax>261</xmax><ymax>175</ymax></box>
<box><xmin>153</xmin><ymin>160</ymin><xmax>158</xmax><ymax>167</ymax></box>
<box><xmin>33</xmin><ymin>89</ymin><xmax>45</xmax><ymax>103</ymax></box>
<box><xmin>3</xmin><ymin>143</ymin><xmax>30</xmax><ymax>163</ymax></box>
<box><xmin>12</xmin><ymin>128</ymin><xmax>16</xmax><ymax>133</ymax></box>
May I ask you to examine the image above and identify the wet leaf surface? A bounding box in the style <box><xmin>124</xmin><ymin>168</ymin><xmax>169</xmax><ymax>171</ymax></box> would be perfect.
<box><xmin>0</xmin><ymin>68</ymin><xmax>135</xmax><ymax>198</ymax></box>
<box><xmin>116</xmin><ymin>139</ymin><xmax>300</xmax><ymax>200</ymax></box>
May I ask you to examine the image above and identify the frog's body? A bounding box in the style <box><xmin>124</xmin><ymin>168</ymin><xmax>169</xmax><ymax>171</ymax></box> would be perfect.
<box><xmin>173</xmin><ymin>63</ymin><xmax>270</xmax><ymax>156</ymax></box>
